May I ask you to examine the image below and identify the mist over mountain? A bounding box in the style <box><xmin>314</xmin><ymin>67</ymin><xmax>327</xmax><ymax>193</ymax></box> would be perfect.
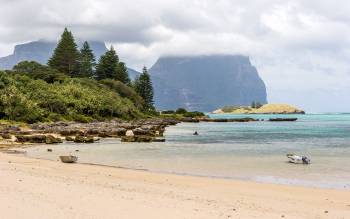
<box><xmin>0</xmin><ymin>41</ymin><xmax>268</xmax><ymax>112</ymax></box>
<box><xmin>150</xmin><ymin>55</ymin><xmax>267</xmax><ymax>112</ymax></box>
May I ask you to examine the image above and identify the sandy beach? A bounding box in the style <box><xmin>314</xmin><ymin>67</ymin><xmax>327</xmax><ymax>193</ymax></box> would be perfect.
<box><xmin>0</xmin><ymin>152</ymin><xmax>349</xmax><ymax>219</ymax></box>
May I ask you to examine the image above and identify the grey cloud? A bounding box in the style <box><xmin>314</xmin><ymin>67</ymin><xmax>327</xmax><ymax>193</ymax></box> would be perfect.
<box><xmin>0</xmin><ymin>0</ymin><xmax>350</xmax><ymax>112</ymax></box>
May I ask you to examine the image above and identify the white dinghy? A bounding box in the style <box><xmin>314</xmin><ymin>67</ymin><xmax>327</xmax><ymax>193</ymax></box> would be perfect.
<box><xmin>286</xmin><ymin>154</ymin><xmax>310</xmax><ymax>164</ymax></box>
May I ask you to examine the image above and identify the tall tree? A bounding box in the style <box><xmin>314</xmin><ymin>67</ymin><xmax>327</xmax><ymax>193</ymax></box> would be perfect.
<box><xmin>115</xmin><ymin>62</ymin><xmax>131</xmax><ymax>84</ymax></box>
<box><xmin>79</xmin><ymin>41</ymin><xmax>95</xmax><ymax>78</ymax></box>
<box><xmin>95</xmin><ymin>46</ymin><xmax>119</xmax><ymax>80</ymax></box>
<box><xmin>134</xmin><ymin>66</ymin><xmax>154</xmax><ymax>111</ymax></box>
<box><xmin>48</xmin><ymin>28</ymin><xmax>80</xmax><ymax>76</ymax></box>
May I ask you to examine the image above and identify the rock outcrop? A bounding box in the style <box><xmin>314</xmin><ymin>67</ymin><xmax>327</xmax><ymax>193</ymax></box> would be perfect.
<box><xmin>213</xmin><ymin>104</ymin><xmax>305</xmax><ymax>114</ymax></box>
<box><xmin>150</xmin><ymin>55</ymin><xmax>267</xmax><ymax>112</ymax></box>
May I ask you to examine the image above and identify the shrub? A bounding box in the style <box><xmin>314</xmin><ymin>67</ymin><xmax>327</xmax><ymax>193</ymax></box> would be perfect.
<box><xmin>175</xmin><ymin>108</ymin><xmax>187</xmax><ymax>114</ymax></box>
<box><xmin>0</xmin><ymin>71</ymin><xmax>143</xmax><ymax>123</ymax></box>
<box><xmin>183</xmin><ymin>111</ymin><xmax>205</xmax><ymax>117</ymax></box>
<box><xmin>161</xmin><ymin>110</ymin><xmax>175</xmax><ymax>114</ymax></box>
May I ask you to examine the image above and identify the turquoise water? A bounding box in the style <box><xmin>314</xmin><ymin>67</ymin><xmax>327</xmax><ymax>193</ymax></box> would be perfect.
<box><xmin>24</xmin><ymin>114</ymin><xmax>350</xmax><ymax>189</ymax></box>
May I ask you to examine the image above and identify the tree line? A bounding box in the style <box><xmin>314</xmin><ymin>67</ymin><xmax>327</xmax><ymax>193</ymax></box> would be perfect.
<box><xmin>47</xmin><ymin>28</ymin><xmax>154</xmax><ymax>112</ymax></box>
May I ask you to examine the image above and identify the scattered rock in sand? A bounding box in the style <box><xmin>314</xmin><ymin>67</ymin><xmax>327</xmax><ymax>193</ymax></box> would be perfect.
<box><xmin>74</xmin><ymin>136</ymin><xmax>94</xmax><ymax>143</ymax></box>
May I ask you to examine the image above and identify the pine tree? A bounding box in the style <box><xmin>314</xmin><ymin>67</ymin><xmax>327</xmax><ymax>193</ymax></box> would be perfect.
<box><xmin>115</xmin><ymin>62</ymin><xmax>131</xmax><ymax>84</ymax></box>
<box><xmin>251</xmin><ymin>101</ymin><xmax>256</xmax><ymax>109</ymax></box>
<box><xmin>48</xmin><ymin>28</ymin><xmax>80</xmax><ymax>76</ymax></box>
<box><xmin>95</xmin><ymin>46</ymin><xmax>119</xmax><ymax>80</ymax></box>
<box><xmin>134</xmin><ymin>66</ymin><xmax>154</xmax><ymax>111</ymax></box>
<box><xmin>79</xmin><ymin>41</ymin><xmax>95</xmax><ymax>78</ymax></box>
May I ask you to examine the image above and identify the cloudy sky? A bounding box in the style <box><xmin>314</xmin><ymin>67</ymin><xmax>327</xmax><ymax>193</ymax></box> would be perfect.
<box><xmin>0</xmin><ymin>0</ymin><xmax>349</xmax><ymax>112</ymax></box>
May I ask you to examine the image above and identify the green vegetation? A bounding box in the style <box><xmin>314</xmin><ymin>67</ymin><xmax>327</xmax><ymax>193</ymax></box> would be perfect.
<box><xmin>134</xmin><ymin>67</ymin><xmax>155</xmax><ymax>112</ymax></box>
<box><xmin>0</xmin><ymin>28</ymin><xmax>156</xmax><ymax>123</ymax></box>
<box><xmin>95</xmin><ymin>46</ymin><xmax>130</xmax><ymax>84</ymax></box>
<box><xmin>221</xmin><ymin>106</ymin><xmax>251</xmax><ymax>113</ymax></box>
<box><xmin>160</xmin><ymin>108</ymin><xmax>205</xmax><ymax>119</ymax></box>
<box><xmin>48</xmin><ymin>28</ymin><xmax>80</xmax><ymax>76</ymax></box>
<box><xmin>0</xmin><ymin>72</ymin><xmax>142</xmax><ymax>123</ymax></box>
<box><xmin>79</xmin><ymin>41</ymin><xmax>95</xmax><ymax>78</ymax></box>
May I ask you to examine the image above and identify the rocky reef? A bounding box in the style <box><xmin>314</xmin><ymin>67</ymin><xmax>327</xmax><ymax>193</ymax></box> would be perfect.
<box><xmin>0</xmin><ymin>118</ymin><xmax>180</xmax><ymax>146</ymax></box>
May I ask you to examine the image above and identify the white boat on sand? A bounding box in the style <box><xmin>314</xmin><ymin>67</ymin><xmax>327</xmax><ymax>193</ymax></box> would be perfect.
<box><xmin>286</xmin><ymin>154</ymin><xmax>310</xmax><ymax>164</ymax></box>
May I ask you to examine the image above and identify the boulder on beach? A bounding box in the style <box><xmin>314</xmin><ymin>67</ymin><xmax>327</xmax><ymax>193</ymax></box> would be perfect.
<box><xmin>15</xmin><ymin>135</ymin><xmax>62</xmax><ymax>144</ymax></box>
<box><xmin>45</xmin><ymin>135</ymin><xmax>63</xmax><ymax>144</ymax></box>
<box><xmin>74</xmin><ymin>136</ymin><xmax>94</xmax><ymax>143</ymax></box>
<box><xmin>121</xmin><ymin>135</ymin><xmax>154</xmax><ymax>143</ymax></box>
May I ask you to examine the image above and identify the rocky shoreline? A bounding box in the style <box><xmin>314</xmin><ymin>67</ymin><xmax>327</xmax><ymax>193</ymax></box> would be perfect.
<box><xmin>0</xmin><ymin>116</ymin><xmax>298</xmax><ymax>148</ymax></box>
<box><xmin>0</xmin><ymin>118</ymin><xmax>180</xmax><ymax>147</ymax></box>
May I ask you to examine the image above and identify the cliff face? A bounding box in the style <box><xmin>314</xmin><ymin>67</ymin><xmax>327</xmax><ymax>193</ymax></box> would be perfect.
<box><xmin>150</xmin><ymin>55</ymin><xmax>267</xmax><ymax>112</ymax></box>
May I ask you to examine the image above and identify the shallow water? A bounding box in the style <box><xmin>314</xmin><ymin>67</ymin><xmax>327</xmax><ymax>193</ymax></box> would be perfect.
<box><xmin>24</xmin><ymin>114</ymin><xmax>350</xmax><ymax>189</ymax></box>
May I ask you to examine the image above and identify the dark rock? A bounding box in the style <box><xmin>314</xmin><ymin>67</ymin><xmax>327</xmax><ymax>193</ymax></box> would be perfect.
<box><xmin>85</xmin><ymin>136</ymin><xmax>94</xmax><ymax>143</ymax></box>
<box><xmin>97</xmin><ymin>132</ymin><xmax>111</xmax><ymax>138</ymax></box>
<box><xmin>15</xmin><ymin>135</ymin><xmax>46</xmax><ymax>143</ymax></box>
<box><xmin>1</xmin><ymin>133</ymin><xmax>12</xmax><ymax>139</ymax></box>
<box><xmin>108</xmin><ymin>128</ymin><xmax>127</xmax><ymax>137</ymax></box>
<box><xmin>181</xmin><ymin>117</ymin><xmax>200</xmax><ymax>123</ymax></box>
<box><xmin>15</xmin><ymin>135</ymin><xmax>62</xmax><ymax>144</ymax></box>
<box><xmin>59</xmin><ymin>129</ymin><xmax>81</xmax><ymax>136</ymax></box>
<box><xmin>153</xmin><ymin>138</ymin><xmax>166</xmax><ymax>142</ymax></box>
<box><xmin>65</xmin><ymin>136</ymin><xmax>75</xmax><ymax>141</ymax></box>
<box><xmin>132</xmin><ymin>128</ymin><xmax>152</xmax><ymax>136</ymax></box>
<box><xmin>74</xmin><ymin>136</ymin><xmax>94</xmax><ymax>143</ymax></box>
<box><xmin>45</xmin><ymin>135</ymin><xmax>63</xmax><ymax>144</ymax></box>
<box><xmin>47</xmin><ymin>149</ymin><xmax>53</xmax><ymax>152</ymax></box>
<box><xmin>121</xmin><ymin>135</ymin><xmax>154</xmax><ymax>143</ymax></box>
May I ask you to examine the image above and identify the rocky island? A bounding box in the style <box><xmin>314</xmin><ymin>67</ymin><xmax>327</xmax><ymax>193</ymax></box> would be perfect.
<box><xmin>213</xmin><ymin>104</ymin><xmax>305</xmax><ymax>114</ymax></box>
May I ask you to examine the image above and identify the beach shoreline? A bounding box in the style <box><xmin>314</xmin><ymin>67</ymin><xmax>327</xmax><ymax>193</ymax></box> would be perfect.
<box><xmin>1</xmin><ymin>152</ymin><xmax>349</xmax><ymax>219</ymax></box>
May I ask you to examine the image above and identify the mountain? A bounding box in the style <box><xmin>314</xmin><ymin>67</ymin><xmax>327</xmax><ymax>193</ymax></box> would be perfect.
<box><xmin>0</xmin><ymin>40</ymin><xmax>109</xmax><ymax>70</ymax></box>
<box><xmin>127</xmin><ymin>68</ymin><xmax>141</xmax><ymax>80</ymax></box>
<box><xmin>150</xmin><ymin>55</ymin><xmax>267</xmax><ymax>112</ymax></box>
<box><xmin>0</xmin><ymin>40</ymin><xmax>137</xmax><ymax>76</ymax></box>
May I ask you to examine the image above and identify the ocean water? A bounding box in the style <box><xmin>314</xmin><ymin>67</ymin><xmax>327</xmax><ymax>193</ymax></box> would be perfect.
<box><xmin>24</xmin><ymin>114</ymin><xmax>350</xmax><ymax>189</ymax></box>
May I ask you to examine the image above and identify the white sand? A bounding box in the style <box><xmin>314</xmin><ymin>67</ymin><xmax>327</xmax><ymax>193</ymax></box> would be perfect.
<box><xmin>0</xmin><ymin>152</ymin><xmax>349</xmax><ymax>219</ymax></box>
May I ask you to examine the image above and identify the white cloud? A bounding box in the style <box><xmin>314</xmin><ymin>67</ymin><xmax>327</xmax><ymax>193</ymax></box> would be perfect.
<box><xmin>0</xmin><ymin>0</ymin><xmax>350</xmax><ymax>111</ymax></box>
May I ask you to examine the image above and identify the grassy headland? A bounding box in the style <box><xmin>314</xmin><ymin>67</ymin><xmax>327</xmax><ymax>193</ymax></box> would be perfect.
<box><xmin>214</xmin><ymin>103</ymin><xmax>305</xmax><ymax>114</ymax></box>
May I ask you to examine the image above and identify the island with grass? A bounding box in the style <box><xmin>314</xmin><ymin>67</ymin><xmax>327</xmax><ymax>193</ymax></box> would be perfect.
<box><xmin>213</xmin><ymin>103</ymin><xmax>305</xmax><ymax>114</ymax></box>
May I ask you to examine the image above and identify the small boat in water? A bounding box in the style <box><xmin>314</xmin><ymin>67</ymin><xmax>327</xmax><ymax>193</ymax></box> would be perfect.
<box><xmin>269</xmin><ymin>118</ymin><xmax>298</xmax><ymax>122</ymax></box>
<box><xmin>59</xmin><ymin>155</ymin><xmax>78</xmax><ymax>163</ymax></box>
<box><xmin>287</xmin><ymin>154</ymin><xmax>310</xmax><ymax>164</ymax></box>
